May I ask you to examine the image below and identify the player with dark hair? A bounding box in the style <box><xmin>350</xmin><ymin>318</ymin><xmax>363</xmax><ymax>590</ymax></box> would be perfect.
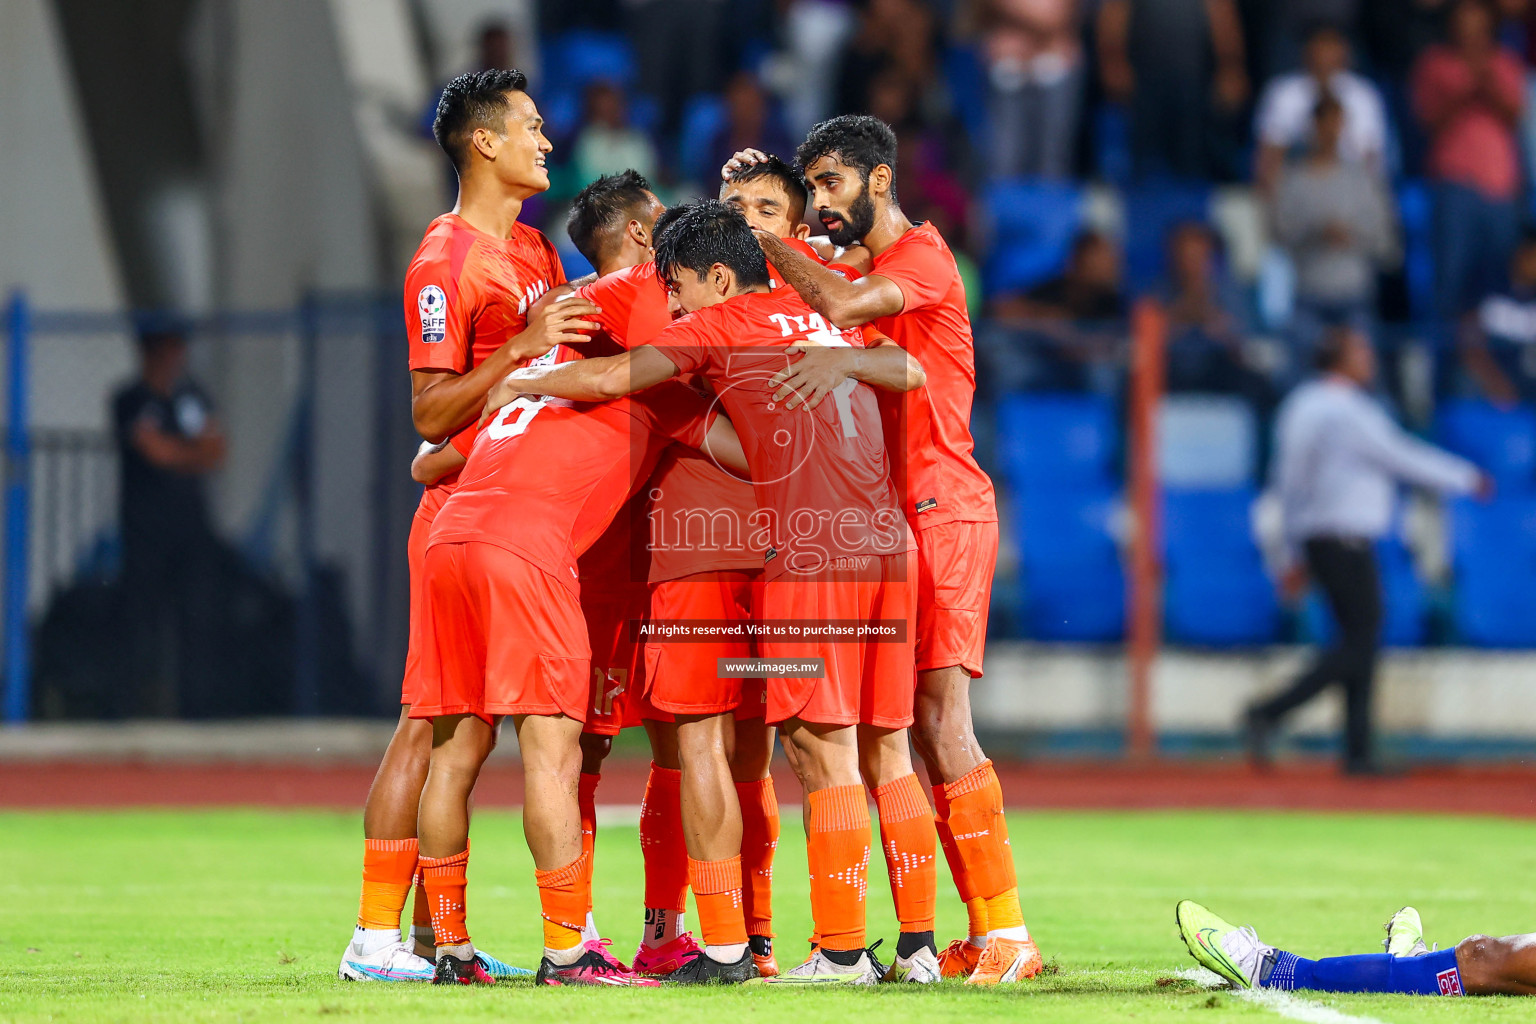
<box><xmin>487</xmin><ymin>200</ymin><xmax>934</xmax><ymax>985</ymax></box>
<box><xmin>338</xmin><ymin>67</ymin><xmax>599</xmax><ymax>983</ymax></box>
<box><xmin>724</xmin><ymin>115</ymin><xmax>1039</xmax><ymax>985</ymax></box>
<box><xmin>1180</xmin><ymin>901</ymin><xmax>1536</xmax><ymax>997</ymax></box>
<box><xmin>566</xmin><ymin>170</ymin><xmax>665</xmax><ymax>271</ymax></box>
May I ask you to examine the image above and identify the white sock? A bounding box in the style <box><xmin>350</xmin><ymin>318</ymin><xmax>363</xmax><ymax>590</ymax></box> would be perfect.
<box><xmin>545</xmin><ymin>943</ymin><xmax>584</xmax><ymax>966</ymax></box>
<box><xmin>581</xmin><ymin>911</ymin><xmax>600</xmax><ymax>944</ymax></box>
<box><xmin>641</xmin><ymin>907</ymin><xmax>684</xmax><ymax>948</ymax></box>
<box><xmin>967</xmin><ymin>934</ymin><xmax>988</xmax><ymax>949</ymax></box>
<box><xmin>437</xmin><ymin>941</ymin><xmax>474</xmax><ymax>962</ymax></box>
<box><xmin>706</xmin><ymin>942</ymin><xmax>747</xmax><ymax>963</ymax></box>
<box><xmin>989</xmin><ymin>925</ymin><xmax>1030</xmax><ymax>942</ymax></box>
<box><xmin>352</xmin><ymin>925</ymin><xmax>401</xmax><ymax>956</ymax></box>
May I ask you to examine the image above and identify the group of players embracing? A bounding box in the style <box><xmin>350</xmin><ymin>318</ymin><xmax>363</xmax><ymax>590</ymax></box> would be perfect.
<box><xmin>337</xmin><ymin>66</ymin><xmax>1039</xmax><ymax>989</ymax></box>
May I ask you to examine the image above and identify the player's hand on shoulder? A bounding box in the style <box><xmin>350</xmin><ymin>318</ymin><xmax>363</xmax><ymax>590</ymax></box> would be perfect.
<box><xmin>721</xmin><ymin>148</ymin><xmax>770</xmax><ymax>180</ymax></box>
<box><xmin>769</xmin><ymin>344</ymin><xmax>855</xmax><ymax>411</ymax></box>
<box><xmin>516</xmin><ymin>289</ymin><xmax>602</xmax><ymax>360</ymax></box>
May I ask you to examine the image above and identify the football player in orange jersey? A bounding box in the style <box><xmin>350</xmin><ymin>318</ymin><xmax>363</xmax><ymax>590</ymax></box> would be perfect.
<box><xmin>340</xmin><ymin>68</ymin><xmax>600</xmax><ymax>983</ymax></box>
<box><xmin>726</xmin><ymin>116</ymin><xmax>1042</xmax><ymax>985</ymax></box>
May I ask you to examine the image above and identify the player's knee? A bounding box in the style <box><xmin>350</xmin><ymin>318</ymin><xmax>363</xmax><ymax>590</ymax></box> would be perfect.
<box><xmin>1455</xmin><ymin>934</ymin><xmax>1505</xmax><ymax>991</ymax></box>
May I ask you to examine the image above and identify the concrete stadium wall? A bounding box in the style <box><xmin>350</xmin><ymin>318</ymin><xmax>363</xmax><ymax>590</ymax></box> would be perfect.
<box><xmin>974</xmin><ymin>643</ymin><xmax>1536</xmax><ymax>747</ymax></box>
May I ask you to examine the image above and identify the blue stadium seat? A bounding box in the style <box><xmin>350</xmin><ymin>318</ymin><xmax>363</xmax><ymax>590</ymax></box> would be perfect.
<box><xmin>541</xmin><ymin>31</ymin><xmax>636</xmax><ymax>93</ymax></box>
<box><xmin>1123</xmin><ymin>180</ymin><xmax>1211</xmax><ymax>294</ymax></box>
<box><xmin>1450</xmin><ymin>497</ymin><xmax>1536</xmax><ymax>647</ymax></box>
<box><xmin>994</xmin><ymin>393</ymin><xmax>1116</xmax><ymax>490</ymax></box>
<box><xmin>1092</xmin><ymin>105</ymin><xmax>1131</xmax><ymax>185</ymax></box>
<box><xmin>1163</xmin><ymin>488</ymin><xmax>1280</xmax><ymax>646</ymax></box>
<box><xmin>677</xmin><ymin>94</ymin><xmax>726</xmax><ymax>184</ymax></box>
<box><xmin>1013</xmin><ymin>485</ymin><xmax>1125</xmax><ymax>642</ymax></box>
<box><xmin>1436</xmin><ymin>399</ymin><xmax>1536</xmax><ymax>494</ymax></box>
<box><xmin>981</xmin><ymin>179</ymin><xmax>1084</xmax><ymax>296</ymax></box>
<box><xmin>1303</xmin><ymin>537</ymin><xmax>1428</xmax><ymax>648</ymax></box>
<box><xmin>1397</xmin><ymin>179</ymin><xmax>1436</xmax><ymax>325</ymax></box>
<box><xmin>942</xmin><ymin>46</ymin><xmax>988</xmax><ymax>148</ymax></box>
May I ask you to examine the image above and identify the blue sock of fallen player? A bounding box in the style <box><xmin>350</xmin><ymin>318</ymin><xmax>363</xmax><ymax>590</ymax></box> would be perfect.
<box><xmin>1262</xmin><ymin>947</ymin><xmax>1464</xmax><ymax>995</ymax></box>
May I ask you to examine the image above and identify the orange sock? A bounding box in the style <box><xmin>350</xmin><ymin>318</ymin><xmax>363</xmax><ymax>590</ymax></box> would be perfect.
<box><xmin>419</xmin><ymin>847</ymin><xmax>471</xmax><ymax>947</ymax></box>
<box><xmin>578</xmin><ymin>772</ymin><xmax>600</xmax><ymax>913</ymax></box>
<box><xmin>357</xmin><ymin>837</ymin><xmax>417</xmax><ymax>931</ymax></box>
<box><xmin>943</xmin><ymin>761</ymin><xmax>1017</xmax><ymax>901</ymax></box>
<box><xmin>873</xmin><ymin>774</ymin><xmax>936</xmax><ymax>934</ymax></box>
<box><xmin>735</xmin><ymin>777</ymin><xmax>779</xmax><ymax>938</ymax></box>
<box><xmin>933</xmin><ymin>784</ymin><xmax>988</xmax><ymax>938</ymax></box>
<box><xmin>640</xmin><ymin>764</ymin><xmax>688</xmax><ymax>913</ymax></box>
<box><xmin>535</xmin><ymin>851</ymin><xmax>590</xmax><ymax>951</ymax></box>
<box><xmin>985</xmin><ymin>889</ymin><xmax>1026</xmax><ymax>933</ymax></box>
<box><xmin>688</xmin><ymin>855</ymin><xmax>748</xmax><ymax>947</ymax></box>
<box><xmin>411</xmin><ymin>869</ymin><xmax>431</xmax><ymax>933</ymax></box>
<box><xmin>805</xmin><ymin>785</ymin><xmax>870</xmax><ymax>952</ymax></box>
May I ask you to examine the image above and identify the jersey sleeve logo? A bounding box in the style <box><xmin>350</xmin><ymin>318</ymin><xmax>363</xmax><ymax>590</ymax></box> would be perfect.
<box><xmin>417</xmin><ymin>285</ymin><xmax>447</xmax><ymax>343</ymax></box>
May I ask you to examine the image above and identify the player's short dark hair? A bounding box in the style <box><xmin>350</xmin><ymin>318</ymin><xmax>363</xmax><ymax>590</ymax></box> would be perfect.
<box><xmin>1314</xmin><ymin>325</ymin><xmax>1362</xmax><ymax>371</ymax></box>
<box><xmin>653</xmin><ymin>199</ymin><xmax>770</xmax><ymax>290</ymax></box>
<box><xmin>796</xmin><ymin>114</ymin><xmax>899</xmax><ymax>201</ymax></box>
<box><xmin>723</xmin><ymin>155</ymin><xmax>808</xmax><ymax>225</ymax></box>
<box><xmin>432</xmin><ymin>68</ymin><xmax>529</xmax><ymax>172</ymax></box>
<box><xmin>567</xmin><ymin>170</ymin><xmax>655</xmax><ymax>267</ymax></box>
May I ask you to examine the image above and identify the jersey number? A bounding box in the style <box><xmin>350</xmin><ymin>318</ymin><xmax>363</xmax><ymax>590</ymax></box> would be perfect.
<box><xmin>767</xmin><ymin>312</ymin><xmax>859</xmax><ymax>438</ymax></box>
<box><xmin>485</xmin><ymin>395</ymin><xmax>547</xmax><ymax>440</ymax></box>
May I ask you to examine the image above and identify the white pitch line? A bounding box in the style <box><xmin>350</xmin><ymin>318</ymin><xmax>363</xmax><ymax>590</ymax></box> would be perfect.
<box><xmin>1176</xmin><ymin>968</ymin><xmax>1393</xmax><ymax>1024</ymax></box>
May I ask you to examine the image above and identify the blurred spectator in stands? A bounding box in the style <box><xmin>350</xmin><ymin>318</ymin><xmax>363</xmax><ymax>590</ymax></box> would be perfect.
<box><xmin>1096</xmin><ymin>0</ymin><xmax>1249</xmax><ymax>180</ymax></box>
<box><xmin>1460</xmin><ymin>229</ymin><xmax>1536</xmax><ymax>406</ymax></box>
<box><xmin>113</xmin><ymin>328</ymin><xmax>225</xmax><ymax>717</ymax></box>
<box><xmin>1256</xmin><ymin>1</ymin><xmax>1364</xmax><ymax>81</ymax></box>
<box><xmin>971</xmin><ymin>0</ymin><xmax>1084</xmax><ymax>179</ymax></box>
<box><xmin>1412</xmin><ymin>0</ymin><xmax>1526</xmax><ymax>323</ymax></box>
<box><xmin>1271</xmin><ymin>94</ymin><xmax>1398</xmax><ymax>354</ymax></box>
<box><xmin>706</xmin><ymin>71</ymin><xmax>794</xmax><ymax>184</ymax></box>
<box><xmin>573</xmin><ymin>80</ymin><xmax>659</xmax><ymax>184</ymax></box>
<box><xmin>771</xmin><ymin>0</ymin><xmax>858</xmax><ymax>133</ymax></box>
<box><xmin>891</xmin><ymin>112</ymin><xmax>971</xmax><ymax>242</ymax></box>
<box><xmin>626</xmin><ymin>0</ymin><xmax>728</xmax><ymax>135</ymax></box>
<box><xmin>982</xmin><ymin>230</ymin><xmax>1125</xmax><ymax>392</ymax></box>
<box><xmin>1253</xmin><ymin>22</ymin><xmax>1388</xmax><ymax>193</ymax></box>
<box><xmin>836</xmin><ymin>0</ymin><xmax>945</xmax><ymax>125</ymax></box>
<box><xmin>1160</xmin><ymin>221</ymin><xmax>1271</xmax><ymax>401</ymax></box>
<box><xmin>1252</xmin><ymin>326</ymin><xmax>1490</xmax><ymax>775</ymax></box>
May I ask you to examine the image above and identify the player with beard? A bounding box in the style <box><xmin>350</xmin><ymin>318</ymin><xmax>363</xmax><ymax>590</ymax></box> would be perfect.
<box><xmin>339</xmin><ymin>68</ymin><xmax>600</xmax><ymax>984</ymax></box>
<box><xmin>724</xmin><ymin>116</ymin><xmax>1041</xmax><ymax>985</ymax></box>
<box><xmin>487</xmin><ymin>201</ymin><xmax>937</xmax><ymax>985</ymax></box>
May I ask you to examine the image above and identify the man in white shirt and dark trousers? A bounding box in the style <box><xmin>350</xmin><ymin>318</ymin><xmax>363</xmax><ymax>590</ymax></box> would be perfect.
<box><xmin>1248</xmin><ymin>328</ymin><xmax>1491</xmax><ymax>774</ymax></box>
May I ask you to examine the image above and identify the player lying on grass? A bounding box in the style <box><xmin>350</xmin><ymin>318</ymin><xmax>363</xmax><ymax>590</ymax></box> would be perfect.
<box><xmin>342</xmin><ymin>67</ymin><xmax>597</xmax><ymax>984</ymax></box>
<box><xmin>490</xmin><ymin>200</ymin><xmax>939</xmax><ymax>985</ymax></box>
<box><xmin>409</xmin><ymin>352</ymin><xmax>747</xmax><ymax>985</ymax></box>
<box><xmin>725</xmin><ymin>116</ymin><xmax>1039</xmax><ymax>984</ymax></box>
<box><xmin>1179</xmin><ymin>901</ymin><xmax>1536</xmax><ymax>996</ymax></box>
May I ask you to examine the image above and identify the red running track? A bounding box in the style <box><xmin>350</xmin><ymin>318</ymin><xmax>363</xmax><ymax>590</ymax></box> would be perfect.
<box><xmin>3</xmin><ymin>759</ymin><xmax>1535</xmax><ymax>816</ymax></box>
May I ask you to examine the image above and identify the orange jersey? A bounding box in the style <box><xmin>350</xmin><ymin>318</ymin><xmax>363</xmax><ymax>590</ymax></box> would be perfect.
<box><xmin>659</xmin><ymin>287</ymin><xmax>912</xmax><ymax>580</ymax></box>
<box><xmin>428</xmin><ymin>384</ymin><xmax>715</xmax><ymax>590</ymax></box>
<box><xmin>870</xmin><ymin>222</ymin><xmax>996</xmax><ymax>528</ymax></box>
<box><xmin>576</xmin><ymin>261</ymin><xmax>763</xmax><ymax>584</ymax></box>
<box><xmin>405</xmin><ymin>213</ymin><xmax>567</xmax><ymax>516</ymax></box>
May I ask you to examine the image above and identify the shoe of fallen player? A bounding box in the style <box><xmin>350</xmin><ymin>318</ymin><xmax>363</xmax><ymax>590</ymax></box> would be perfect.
<box><xmin>537</xmin><ymin>946</ymin><xmax>661</xmax><ymax>987</ymax></box>
<box><xmin>1176</xmin><ymin>900</ymin><xmax>1274</xmax><ymax>989</ymax></box>
<box><xmin>432</xmin><ymin>952</ymin><xmax>496</xmax><ymax>985</ymax></box>
<box><xmin>1384</xmin><ymin>906</ymin><xmax>1431</xmax><ymax>957</ymax></box>
<box><xmin>662</xmin><ymin>947</ymin><xmax>758</xmax><ymax>985</ymax></box>
<box><xmin>631</xmin><ymin>933</ymin><xmax>702</xmax><ymax>976</ymax></box>
<box><xmin>767</xmin><ymin>945</ymin><xmax>884</xmax><ymax>985</ymax></box>
<box><xmin>935</xmin><ymin>938</ymin><xmax>984</xmax><ymax>979</ymax></box>
<box><xmin>338</xmin><ymin>938</ymin><xmax>435</xmax><ymax>982</ymax></box>
<box><xmin>884</xmin><ymin>944</ymin><xmax>941</xmax><ymax>983</ymax></box>
<box><xmin>965</xmin><ymin>936</ymin><xmax>1044</xmax><ymax>985</ymax></box>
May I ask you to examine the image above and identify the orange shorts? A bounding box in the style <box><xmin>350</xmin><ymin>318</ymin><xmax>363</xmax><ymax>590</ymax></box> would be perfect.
<box><xmin>410</xmin><ymin>541</ymin><xmax>590</xmax><ymax>723</ymax></box>
<box><xmin>914</xmin><ymin>520</ymin><xmax>997</xmax><ymax>678</ymax></box>
<box><xmin>400</xmin><ymin>512</ymin><xmax>433</xmax><ymax>706</ymax></box>
<box><xmin>581</xmin><ymin>586</ymin><xmax>650</xmax><ymax>736</ymax></box>
<box><xmin>644</xmin><ymin>571</ymin><xmax>762</xmax><ymax>717</ymax></box>
<box><xmin>760</xmin><ymin>554</ymin><xmax>916</xmax><ymax>729</ymax></box>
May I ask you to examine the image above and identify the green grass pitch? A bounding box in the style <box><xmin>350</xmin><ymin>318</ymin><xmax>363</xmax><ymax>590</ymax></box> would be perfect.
<box><xmin>2</xmin><ymin>807</ymin><xmax>1534</xmax><ymax>1021</ymax></box>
